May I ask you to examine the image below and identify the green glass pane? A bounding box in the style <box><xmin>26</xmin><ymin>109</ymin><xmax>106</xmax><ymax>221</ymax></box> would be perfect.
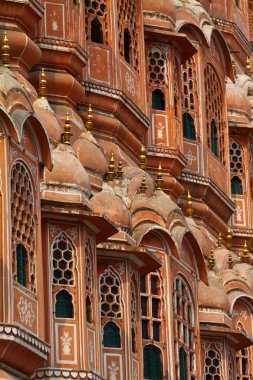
<box><xmin>16</xmin><ymin>245</ymin><xmax>26</xmax><ymax>287</ymax></box>
<box><xmin>179</xmin><ymin>347</ymin><xmax>187</xmax><ymax>380</ymax></box>
<box><xmin>103</xmin><ymin>322</ymin><xmax>121</xmax><ymax>348</ymax></box>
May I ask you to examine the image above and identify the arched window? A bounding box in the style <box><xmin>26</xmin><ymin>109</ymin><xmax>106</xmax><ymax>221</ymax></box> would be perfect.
<box><xmin>117</xmin><ymin>0</ymin><xmax>138</xmax><ymax>70</ymax></box>
<box><xmin>231</xmin><ymin>176</ymin><xmax>243</xmax><ymax>195</ymax></box>
<box><xmin>85</xmin><ymin>240</ymin><xmax>93</xmax><ymax>323</ymax></box>
<box><xmin>173</xmin><ymin>277</ymin><xmax>195</xmax><ymax>380</ymax></box>
<box><xmin>173</xmin><ymin>58</ymin><xmax>180</xmax><ymax>117</ymax></box>
<box><xmin>152</xmin><ymin>89</ymin><xmax>165</xmax><ymax>111</ymax></box>
<box><xmin>204</xmin><ymin>348</ymin><xmax>222</xmax><ymax>380</ymax></box>
<box><xmin>55</xmin><ymin>290</ymin><xmax>74</xmax><ymax>318</ymax></box>
<box><xmin>124</xmin><ymin>28</ymin><xmax>131</xmax><ymax>64</ymax></box>
<box><xmin>179</xmin><ymin>347</ymin><xmax>187</xmax><ymax>380</ymax></box>
<box><xmin>16</xmin><ymin>244</ymin><xmax>27</xmax><ymax>287</ymax></box>
<box><xmin>141</xmin><ymin>272</ymin><xmax>162</xmax><ymax>342</ymax></box>
<box><xmin>183</xmin><ymin>113</ymin><xmax>196</xmax><ymax>140</ymax></box>
<box><xmin>236</xmin><ymin>347</ymin><xmax>251</xmax><ymax>379</ymax></box>
<box><xmin>143</xmin><ymin>345</ymin><xmax>162</xmax><ymax>380</ymax></box>
<box><xmin>11</xmin><ymin>161</ymin><xmax>36</xmax><ymax>293</ymax></box>
<box><xmin>85</xmin><ymin>0</ymin><xmax>108</xmax><ymax>44</ymax></box>
<box><xmin>228</xmin><ymin>352</ymin><xmax>234</xmax><ymax>380</ymax></box>
<box><xmin>204</xmin><ymin>64</ymin><xmax>224</xmax><ymax>163</ymax></box>
<box><xmin>103</xmin><ymin>322</ymin><xmax>121</xmax><ymax>348</ymax></box>
<box><xmin>210</xmin><ymin>120</ymin><xmax>218</xmax><ymax>157</ymax></box>
<box><xmin>52</xmin><ymin>233</ymin><xmax>74</xmax><ymax>285</ymax></box>
<box><xmin>91</xmin><ymin>17</ymin><xmax>103</xmax><ymax>44</ymax></box>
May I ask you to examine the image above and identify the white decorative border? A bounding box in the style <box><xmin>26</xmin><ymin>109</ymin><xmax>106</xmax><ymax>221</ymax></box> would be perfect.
<box><xmin>104</xmin><ymin>353</ymin><xmax>123</xmax><ymax>380</ymax></box>
<box><xmin>55</xmin><ymin>323</ymin><xmax>77</xmax><ymax>364</ymax></box>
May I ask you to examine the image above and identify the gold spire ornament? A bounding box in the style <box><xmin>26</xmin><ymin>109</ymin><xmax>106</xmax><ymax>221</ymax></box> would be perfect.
<box><xmin>85</xmin><ymin>104</ymin><xmax>93</xmax><ymax>132</ymax></box>
<box><xmin>2</xmin><ymin>31</ymin><xmax>10</xmax><ymax>67</ymax></box>
<box><xmin>108</xmin><ymin>153</ymin><xmax>115</xmax><ymax>182</ymax></box>
<box><xmin>139</xmin><ymin>144</ymin><xmax>147</xmax><ymax>170</ymax></box>
<box><xmin>61</xmin><ymin>113</ymin><xmax>72</xmax><ymax>145</ymax></box>
<box><xmin>208</xmin><ymin>248</ymin><xmax>215</xmax><ymax>270</ymax></box>
<box><xmin>228</xmin><ymin>251</ymin><xmax>233</xmax><ymax>269</ymax></box>
<box><xmin>245</xmin><ymin>56</ymin><xmax>251</xmax><ymax>77</ymax></box>
<box><xmin>186</xmin><ymin>191</ymin><xmax>193</xmax><ymax>217</ymax></box>
<box><xmin>217</xmin><ymin>232</ymin><xmax>222</xmax><ymax>248</ymax></box>
<box><xmin>117</xmin><ymin>160</ymin><xmax>123</xmax><ymax>179</ymax></box>
<box><xmin>156</xmin><ymin>162</ymin><xmax>163</xmax><ymax>190</ymax></box>
<box><xmin>140</xmin><ymin>175</ymin><xmax>147</xmax><ymax>193</ymax></box>
<box><xmin>225</xmin><ymin>228</ymin><xmax>232</xmax><ymax>250</ymax></box>
<box><xmin>242</xmin><ymin>240</ymin><xmax>250</xmax><ymax>263</ymax></box>
<box><xmin>39</xmin><ymin>68</ymin><xmax>47</xmax><ymax>99</ymax></box>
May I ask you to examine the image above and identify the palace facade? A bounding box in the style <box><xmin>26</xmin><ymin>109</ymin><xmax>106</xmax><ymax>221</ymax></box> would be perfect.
<box><xmin>0</xmin><ymin>0</ymin><xmax>253</xmax><ymax>379</ymax></box>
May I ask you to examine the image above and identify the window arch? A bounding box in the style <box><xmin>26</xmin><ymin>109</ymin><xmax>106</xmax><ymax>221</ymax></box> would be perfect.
<box><xmin>204</xmin><ymin>64</ymin><xmax>224</xmax><ymax>164</ymax></box>
<box><xmin>85</xmin><ymin>240</ymin><xmax>93</xmax><ymax>323</ymax></box>
<box><xmin>183</xmin><ymin>113</ymin><xmax>196</xmax><ymax>140</ymax></box>
<box><xmin>52</xmin><ymin>233</ymin><xmax>75</xmax><ymax>285</ymax></box>
<box><xmin>85</xmin><ymin>0</ymin><xmax>108</xmax><ymax>44</ymax></box>
<box><xmin>143</xmin><ymin>344</ymin><xmax>162</xmax><ymax>380</ymax></box>
<box><xmin>55</xmin><ymin>290</ymin><xmax>74</xmax><ymax>318</ymax></box>
<box><xmin>204</xmin><ymin>347</ymin><xmax>222</xmax><ymax>380</ymax></box>
<box><xmin>91</xmin><ymin>17</ymin><xmax>103</xmax><ymax>43</ymax></box>
<box><xmin>16</xmin><ymin>244</ymin><xmax>27</xmax><ymax>287</ymax></box>
<box><xmin>11</xmin><ymin>161</ymin><xmax>36</xmax><ymax>293</ymax></box>
<box><xmin>141</xmin><ymin>272</ymin><xmax>162</xmax><ymax>342</ymax></box>
<box><xmin>103</xmin><ymin>322</ymin><xmax>121</xmax><ymax>348</ymax></box>
<box><xmin>231</xmin><ymin>176</ymin><xmax>243</xmax><ymax>195</ymax></box>
<box><xmin>117</xmin><ymin>0</ymin><xmax>138</xmax><ymax>70</ymax></box>
<box><xmin>152</xmin><ymin>89</ymin><xmax>165</xmax><ymax>111</ymax></box>
<box><xmin>173</xmin><ymin>276</ymin><xmax>195</xmax><ymax>380</ymax></box>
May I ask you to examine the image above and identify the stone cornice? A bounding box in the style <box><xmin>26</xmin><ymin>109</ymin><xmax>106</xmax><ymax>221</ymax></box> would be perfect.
<box><xmin>32</xmin><ymin>368</ymin><xmax>104</xmax><ymax>379</ymax></box>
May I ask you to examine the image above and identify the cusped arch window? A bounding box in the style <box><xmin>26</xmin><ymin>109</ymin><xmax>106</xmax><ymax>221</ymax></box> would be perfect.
<box><xmin>231</xmin><ymin>176</ymin><xmax>243</xmax><ymax>195</ymax></box>
<box><xmin>103</xmin><ymin>322</ymin><xmax>121</xmax><ymax>348</ymax></box>
<box><xmin>183</xmin><ymin>113</ymin><xmax>196</xmax><ymax>140</ymax></box>
<box><xmin>52</xmin><ymin>233</ymin><xmax>75</xmax><ymax>286</ymax></box>
<box><xmin>152</xmin><ymin>89</ymin><xmax>165</xmax><ymax>111</ymax></box>
<box><xmin>143</xmin><ymin>344</ymin><xmax>162</xmax><ymax>380</ymax></box>
<box><xmin>55</xmin><ymin>289</ymin><xmax>74</xmax><ymax>318</ymax></box>
<box><xmin>91</xmin><ymin>17</ymin><xmax>103</xmax><ymax>44</ymax></box>
<box><xmin>204</xmin><ymin>347</ymin><xmax>222</xmax><ymax>380</ymax></box>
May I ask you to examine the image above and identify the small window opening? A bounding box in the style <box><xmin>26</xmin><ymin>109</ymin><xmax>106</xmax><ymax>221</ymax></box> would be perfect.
<box><xmin>16</xmin><ymin>244</ymin><xmax>27</xmax><ymax>287</ymax></box>
<box><xmin>86</xmin><ymin>295</ymin><xmax>92</xmax><ymax>323</ymax></box>
<box><xmin>91</xmin><ymin>18</ymin><xmax>103</xmax><ymax>44</ymax></box>
<box><xmin>183</xmin><ymin>113</ymin><xmax>196</xmax><ymax>140</ymax></box>
<box><xmin>231</xmin><ymin>176</ymin><xmax>243</xmax><ymax>195</ymax></box>
<box><xmin>55</xmin><ymin>290</ymin><xmax>74</xmax><ymax>318</ymax></box>
<box><xmin>103</xmin><ymin>322</ymin><xmax>121</xmax><ymax>348</ymax></box>
<box><xmin>152</xmin><ymin>89</ymin><xmax>165</xmax><ymax>110</ymax></box>
<box><xmin>210</xmin><ymin>120</ymin><xmax>218</xmax><ymax>157</ymax></box>
<box><xmin>124</xmin><ymin>28</ymin><xmax>131</xmax><ymax>64</ymax></box>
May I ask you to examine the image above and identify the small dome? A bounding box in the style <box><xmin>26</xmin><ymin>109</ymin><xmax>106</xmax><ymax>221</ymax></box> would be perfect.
<box><xmin>44</xmin><ymin>144</ymin><xmax>90</xmax><ymax>193</ymax></box>
<box><xmin>72</xmin><ymin>132</ymin><xmax>107</xmax><ymax>175</ymax></box>
<box><xmin>91</xmin><ymin>191</ymin><xmax>132</xmax><ymax>231</ymax></box>
<box><xmin>198</xmin><ymin>274</ymin><xmax>230</xmax><ymax>312</ymax></box>
<box><xmin>123</xmin><ymin>166</ymin><xmax>154</xmax><ymax>200</ymax></box>
<box><xmin>33</xmin><ymin>98</ymin><xmax>62</xmax><ymax>142</ymax></box>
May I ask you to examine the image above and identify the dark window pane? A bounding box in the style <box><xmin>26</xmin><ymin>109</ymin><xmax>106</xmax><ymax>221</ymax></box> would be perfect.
<box><xmin>153</xmin><ymin>322</ymin><xmax>160</xmax><ymax>342</ymax></box>
<box><xmin>142</xmin><ymin>320</ymin><xmax>149</xmax><ymax>339</ymax></box>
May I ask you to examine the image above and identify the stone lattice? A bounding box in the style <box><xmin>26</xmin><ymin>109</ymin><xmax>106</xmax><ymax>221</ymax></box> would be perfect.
<box><xmin>182</xmin><ymin>57</ymin><xmax>197</xmax><ymax>113</ymax></box>
<box><xmin>100</xmin><ymin>267</ymin><xmax>122</xmax><ymax>318</ymax></box>
<box><xmin>52</xmin><ymin>233</ymin><xmax>74</xmax><ymax>285</ymax></box>
<box><xmin>148</xmin><ymin>48</ymin><xmax>166</xmax><ymax>85</ymax></box>
<box><xmin>204</xmin><ymin>348</ymin><xmax>222</xmax><ymax>380</ymax></box>
<box><xmin>11</xmin><ymin>161</ymin><xmax>36</xmax><ymax>293</ymax></box>
<box><xmin>230</xmin><ymin>140</ymin><xmax>243</xmax><ymax>174</ymax></box>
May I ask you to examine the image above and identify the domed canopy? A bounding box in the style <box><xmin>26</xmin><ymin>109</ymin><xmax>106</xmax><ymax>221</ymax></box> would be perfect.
<box><xmin>143</xmin><ymin>0</ymin><xmax>176</xmax><ymax>19</ymax></box>
<box><xmin>33</xmin><ymin>98</ymin><xmax>62</xmax><ymax>143</ymax></box>
<box><xmin>226</xmin><ymin>81</ymin><xmax>251</xmax><ymax>117</ymax></box>
<box><xmin>198</xmin><ymin>275</ymin><xmax>230</xmax><ymax>312</ymax></box>
<box><xmin>91</xmin><ymin>191</ymin><xmax>132</xmax><ymax>231</ymax></box>
<box><xmin>44</xmin><ymin>143</ymin><xmax>90</xmax><ymax>193</ymax></box>
<box><xmin>72</xmin><ymin>131</ymin><xmax>108</xmax><ymax>175</ymax></box>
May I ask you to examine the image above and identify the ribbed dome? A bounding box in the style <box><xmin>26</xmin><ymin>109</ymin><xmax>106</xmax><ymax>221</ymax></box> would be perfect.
<box><xmin>72</xmin><ymin>132</ymin><xmax>108</xmax><ymax>175</ymax></box>
<box><xmin>226</xmin><ymin>81</ymin><xmax>251</xmax><ymax>116</ymax></box>
<box><xmin>91</xmin><ymin>191</ymin><xmax>132</xmax><ymax>230</ymax></box>
<box><xmin>44</xmin><ymin>144</ymin><xmax>90</xmax><ymax>193</ymax></box>
<box><xmin>198</xmin><ymin>275</ymin><xmax>230</xmax><ymax>312</ymax></box>
<box><xmin>33</xmin><ymin>98</ymin><xmax>62</xmax><ymax>143</ymax></box>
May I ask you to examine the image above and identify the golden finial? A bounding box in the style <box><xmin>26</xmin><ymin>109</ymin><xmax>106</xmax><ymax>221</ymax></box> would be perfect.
<box><xmin>246</xmin><ymin>56</ymin><xmax>251</xmax><ymax>77</ymax></box>
<box><xmin>231</xmin><ymin>56</ymin><xmax>237</xmax><ymax>80</ymax></box>
<box><xmin>217</xmin><ymin>232</ymin><xmax>222</xmax><ymax>248</ymax></box>
<box><xmin>2</xmin><ymin>31</ymin><xmax>10</xmax><ymax>68</ymax></box>
<box><xmin>140</xmin><ymin>175</ymin><xmax>147</xmax><ymax>193</ymax></box>
<box><xmin>241</xmin><ymin>240</ymin><xmax>250</xmax><ymax>263</ymax></box>
<box><xmin>39</xmin><ymin>68</ymin><xmax>47</xmax><ymax>99</ymax></box>
<box><xmin>117</xmin><ymin>160</ymin><xmax>123</xmax><ymax>179</ymax></box>
<box><xmin>139</xmin><ymin>144</ymin><xmax>147</xmax><ymax>170</ymax></box>
<box><xmin>226</xmin><ymin>228</ymin><xmax>232</xmax><ymax>250</ymax></box>
<box><xmin>108</xmin><ymin>153</ymin><xmax>115</xmax><ymax>182</ymax></box>
<box><xmin>61</xmin><ymin>113</ymin><xmax>72</xmax><ymax>145</ymax></box>
<box><xmin>156</xmin><ymin>162</ymin><xmax>163</xmax><ymax>190</ymax></box>
<box><xmin>228</xmin><ymin>251</ymin><xmax>233</xmax><ymax>269</ymax></box>
<box><xmin>85</xmin><ymin>104</ymin><xmax>93</xmax><ymax>132</ymax></box>
<box><xmin>208</xmin><ymin>248</ymin><xmax>215</xmax><ymax>270</ymax></box>
<box><xmin>186</xmin><ymin>191</ymin><xmax>193</xmax><ymax>217</ymax></box>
